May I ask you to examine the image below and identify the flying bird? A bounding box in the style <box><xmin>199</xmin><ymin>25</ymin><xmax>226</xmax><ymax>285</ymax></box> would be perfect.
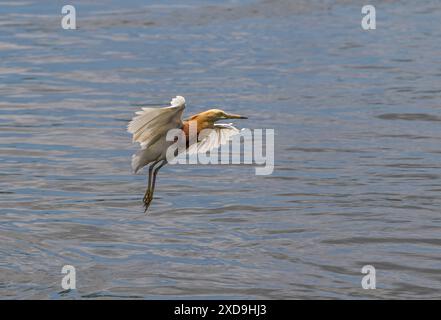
<box><xmin>128</xmin><ymin>96</ymin><xmax>247</xmax><ymax>213</ymax></box>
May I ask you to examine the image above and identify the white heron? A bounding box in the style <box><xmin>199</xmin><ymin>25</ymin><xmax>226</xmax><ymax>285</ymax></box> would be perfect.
<box><xmin>128</xmin><ymin>96</ymin><xmax>247</xmax><ymax>213</ymax></box>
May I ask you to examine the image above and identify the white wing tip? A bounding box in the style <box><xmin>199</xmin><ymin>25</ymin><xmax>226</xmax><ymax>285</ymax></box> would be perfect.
<box><xmin>170</xmin><ymin>96</ymin><xmax>185</xmax><ymax>107</ymax></box>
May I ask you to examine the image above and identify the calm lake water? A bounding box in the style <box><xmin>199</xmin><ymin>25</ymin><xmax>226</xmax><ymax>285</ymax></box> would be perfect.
<box><xmin>1</xmin><ymin>0</ymin><xmax>441</xmax><ymax>299</ymax></box>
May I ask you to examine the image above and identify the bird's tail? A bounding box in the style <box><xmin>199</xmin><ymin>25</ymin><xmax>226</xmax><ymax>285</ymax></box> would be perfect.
<box><xmin>131</xmin><ymin>151</ymin><xmax>144</xmax><ymax>174</ymax></box>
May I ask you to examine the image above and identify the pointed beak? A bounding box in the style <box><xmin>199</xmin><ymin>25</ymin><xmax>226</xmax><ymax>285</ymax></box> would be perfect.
<box><xmin>225</xmin><ymin>113</ymin><xmax>247</xmax><ymax>119</ymax></box>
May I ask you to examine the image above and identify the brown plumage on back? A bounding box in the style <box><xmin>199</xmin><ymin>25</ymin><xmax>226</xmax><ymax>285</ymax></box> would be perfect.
<box><xmin>183</xmin><ymin>109</ymin><xmax>247</xmax><ymax>140</ymax></box>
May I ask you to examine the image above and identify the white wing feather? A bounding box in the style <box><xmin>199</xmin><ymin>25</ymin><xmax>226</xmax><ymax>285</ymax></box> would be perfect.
<box><xmin>128</xmin><ymin>96</ymin><xmax>185</xmax><ymax>172</ymax></box>
<box><xmin>186</xmin><ymin>123</ymin><xmax>240</xmax><ymax>155</ymax></box>
<box><xmin>127</xmin><ymin>96</ymin><xmax>185</xmax><ymax>147</ymax></box>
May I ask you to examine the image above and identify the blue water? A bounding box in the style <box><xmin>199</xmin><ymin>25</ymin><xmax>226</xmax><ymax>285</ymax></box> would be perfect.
<box><xmin>1</xmin><ymin>0</ymin><xmax>441</xmax><ymax>299</ymax></box>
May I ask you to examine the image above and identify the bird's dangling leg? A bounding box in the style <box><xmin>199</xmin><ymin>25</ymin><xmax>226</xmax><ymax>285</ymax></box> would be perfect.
<box><xmin>150</xmin><ymin>160</ymin><xmax>166</xmax><ymax>199</ymax></box>
<box><xmin>143</xmin><ymin>160</ymin><xmax>167</xmax><ymax>213</ymax></box>
<box><xmin>143</xmin><ymin>162</ymin><xmax>157</xmax><ymax>213</ymax></box>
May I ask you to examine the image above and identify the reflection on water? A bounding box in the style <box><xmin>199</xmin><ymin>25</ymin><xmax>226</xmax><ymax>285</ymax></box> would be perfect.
<box><xmin>1</xmin><ymin>0</ymin><xmax>441</xmax><ymax>299</ymax></box>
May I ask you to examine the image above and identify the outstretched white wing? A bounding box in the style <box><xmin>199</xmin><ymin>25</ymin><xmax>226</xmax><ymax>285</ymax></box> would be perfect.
<box><xmin>127</xmin><ymin>96</ymin><xmax>186</xmax><ymax>148</ymax></box>
<box><xmin>186</xmin><ymin>123</ymin><xmax>241</xmax><ymax>155</ymax></box>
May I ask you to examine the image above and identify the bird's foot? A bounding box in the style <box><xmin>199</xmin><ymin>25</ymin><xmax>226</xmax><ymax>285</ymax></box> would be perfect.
<box><xmin>143</xmin><ymin>193</ymin><xmax>153</xmax><ymax>214</ymax></box>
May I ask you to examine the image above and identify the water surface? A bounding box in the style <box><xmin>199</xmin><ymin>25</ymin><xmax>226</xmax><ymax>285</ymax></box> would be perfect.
<box><xmin>1</xmin><ymin>0</ymin><xmax>441</xmax><ymax>299</ymax></box>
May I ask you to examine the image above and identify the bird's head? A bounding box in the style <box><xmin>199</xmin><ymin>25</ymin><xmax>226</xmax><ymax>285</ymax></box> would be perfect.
<box><xmin>203</xmin><ymin>109</ymin><xmax>248</xmax><ymax>121</ymax></box>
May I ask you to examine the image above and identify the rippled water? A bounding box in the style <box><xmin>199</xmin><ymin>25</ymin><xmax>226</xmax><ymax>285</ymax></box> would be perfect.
<box><xmin>1</xmin><ymin>0</ymin><xmax>441</xmax><ymax>299</ymax></box>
